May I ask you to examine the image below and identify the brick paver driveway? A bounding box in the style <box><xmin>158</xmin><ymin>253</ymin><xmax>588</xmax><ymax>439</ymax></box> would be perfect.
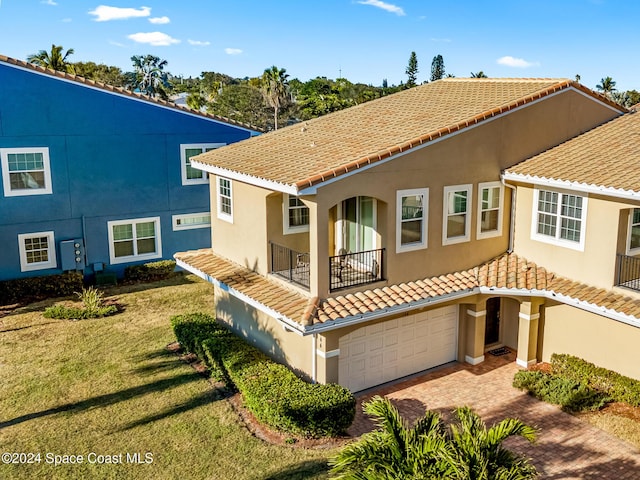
<box><xmin>347</xmin><ymin>350</ymin><xmax>640</xmax><ymax>479</ymax></box>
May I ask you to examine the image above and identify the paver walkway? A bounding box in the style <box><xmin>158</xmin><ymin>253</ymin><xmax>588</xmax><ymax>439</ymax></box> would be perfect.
<box><xmin>347</xmin><ymin>350</ymin><xmax>640</xmax><ymax>479</ymax></box>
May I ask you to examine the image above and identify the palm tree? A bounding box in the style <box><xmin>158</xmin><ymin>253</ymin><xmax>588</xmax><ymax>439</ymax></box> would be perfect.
<box><xmin>261</xmin><ymin>65</ymin><xmax>290</xmax><ymax>130</ymax></box>
<box><xmin>329</xmin><ymin>396</ymin><xmax>455</xmax><ymax>479</ymax></box>
<box><xmin>596</xmin><ymin>76</ymin><xmax>617</xmax><ymax>98</ymax></box>
<box><xmin>471</xmin><ymin>71</ymin><xmax>488</xmax><ymax>78</ymax></box>
<box><xmin>330</xmin><ymin>397</ymin><xmax>538</xmax><ymax>480</ymax></box>
<box><xmin>447</xmin><ymin>406</ymin><xmax>538</xmax><ymax>480</ymax></box>
<box><xmin>130</xmin><ymin>54</ymin><xmax>170</xmax><ymax>99</ymax></box>
<box><xmin>27</xmin><ymin>44</ymin><xmax>75</xmax><ymax>73</ymax></box>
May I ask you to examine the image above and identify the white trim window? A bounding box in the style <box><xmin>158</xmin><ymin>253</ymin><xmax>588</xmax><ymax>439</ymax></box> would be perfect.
<box><xmin>108</xmin><ymin>217</ymin><xmax>162</xmax><ymax>264</ymax></box>
<box><xmin>532</xmin><ymin>189</ymin><xmax>587</xmax><ymax>250</ymax></box>
<box><xmin>216</xmin><ymin>176</ymin><xmax>233</xmax><ymax>223</ymax></box>
<box><xmin>627</xmin><ymin>208</ymin><xmax>640</xmax><ymax>255</ymax></box>
<box><xmin>180</xmin><ymin>143</ymin><xmax>225</xmax><ymax>185</ymax></box>
<box><xmin>1</xmin><ymin>147</ymin><xmax>52</xmax><ymax>196</ymax></box>
<box><xmin>396</xmin><ymin>188</ymin><xmax>428</xmax><ymax>252</ymax></box>
<box><xmin>283</xmin><ymin>194</ymin><xmax>309</xmax><ymax>234</ymax></box>
<box><xmin>18</xmin><ymin>231</ymin><xmax>57</xmax><ymax>272</ymax></box>
<box><xmin>172</xmin><ymin>212</ymin><xmax>211</xmax><ymax>231</ymax></box>
<box><xmin>477</xmin><ymin>182</ymin><xmax>503</xmax><ymax>239</ymax></box>
<box><xmin>443</xmin><ymin>184</ymin><xmax>472</xmax><ymax>245</ymax></box>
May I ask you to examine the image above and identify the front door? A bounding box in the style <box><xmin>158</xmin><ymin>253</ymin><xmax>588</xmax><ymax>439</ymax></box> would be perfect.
<box><xmin>337</xmin><ymin>196</ymin><xmax>376</xmax><ymax>253</ymax></box>
<box><xmin>485</xmin><ymin>297</ymin><xmax>501</xmax><ymax>345</ymax></box>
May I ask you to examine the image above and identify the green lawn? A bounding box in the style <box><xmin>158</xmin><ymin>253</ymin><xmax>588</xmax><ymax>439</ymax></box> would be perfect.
<box><xmin>0</xmin><ymin>275</ymin><xmax>336</xmax><ymax>480</ymax></box>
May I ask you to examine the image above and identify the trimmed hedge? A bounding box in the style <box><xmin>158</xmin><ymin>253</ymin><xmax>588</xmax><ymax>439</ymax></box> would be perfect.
<box><xmin>171</xmin><ymin>313</ymin><xmax>356</xmax><ymax>437</ymax></box>
<box><xmin>125</xmin><ymin>260</ymin><xmax>176</xmax><ymax>283</ymax></box>
<box><xmin>513</xmin><ymin>370</ymin><xmax>609</xmax><ymax>412</ymax></box>
<box><xmin>550</xmin><ymin>354</ymin><xmax>640</xmax><ymax>407</ymax></box>
<box><xmin>0</xmin><ymin>271</ymin><xmax>84</xmax><ymax>306</ymax></box>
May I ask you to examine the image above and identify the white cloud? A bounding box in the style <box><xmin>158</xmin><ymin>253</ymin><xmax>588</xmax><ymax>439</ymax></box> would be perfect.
<box><xmin>62</xmin><ymin>18</ymin><xmax>72</xmax><ymax>23</ymax></box>
<box><xmin>357</xmin><ymin>0</ymin><xmax>405</xmax><ymax>16</ymax></box>
<box><xmin>225</xmin><ymin>48</ymin><xmax>242</xmax><ymax>55</ymax></box>
<box><xmin>42</xmin><ymin>0</ymin><xmax>58</xmax><ymax>6</ymax></box>
<box><xmin>89</xmin><ymin>5</ymin><xmax>151</xmax><ymax>22</ymax></box>
<box><xmin>149</xmin><ymin>16</ymin><xmax>170</xmax><ymax>24</ymax></box>
<box><xmin>128</xmin><ymin>32</ymin><xmax>180</xmax><ymax>46</ymax></box>
<box><xmin>188</xmin><ymin>39</ymin><xmax>210</xmax><ymax>46</ymax></box>
<box><xmin>109</xmin><ymin>40</ymin><xmax>127</xmax><ymax>47</ymax></box>
<box><xmin>496</xmin><ymin>55</ymin><xmax>540</xmax><ymax>68</ymax></box>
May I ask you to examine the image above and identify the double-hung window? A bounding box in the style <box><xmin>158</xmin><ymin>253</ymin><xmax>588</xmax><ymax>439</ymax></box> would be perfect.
<box><xmin>1</xmin><ymin>147</ymin><xmax>52</xmax><ymax>196</ymax></box>
<box><xmin>477</xmin><ymin>182</ymin><xmax>503</xmax><ymax>239</ymax></box>
<box><xmin>283</xmin><ymin>194</ymin><xmax>309</xmax><ymax>234</ymax></box>
<box><xmin>443</xmin><ymin>185</ymin><xmax>472</xmax><ymax>245</ymax></box>
<box><xmin>108</xmin><ymin>217</ymin><xmax>162</xmax><ymax>264</ymax></box>
<box><xmin>532</xmin><ymin>189</ymin><xmax>587</xmax><ymax>250</ymax></box>
<box><xmin>627</xmin><ymin>208</ymin><xmax>640</xmax><ymax>254</ymax></box>
<box><xmin>180</xmin><ymin>144</ymin><xmax>224</xmax><ymax>185</ymax></box>
<box><xmin>18</xmin><ymin>231</ymin><xmax>57</xmax><ymax>272</ymax></box>
<box><xmin>216</xmin><ymin>176</ymin><xmax>233</xmax><ymax>223</ymax></box>
<box><xmin>396</xmin><ymin>188</ymin><xmax>428</xmax><ymax>252</ymax></box>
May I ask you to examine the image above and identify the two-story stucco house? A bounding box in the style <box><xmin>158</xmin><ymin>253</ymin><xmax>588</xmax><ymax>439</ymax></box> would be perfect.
<box><xmin>0</xmin><ymin>55</ymin><xmax>258</xmax><ymax>282</ymax></box>
<box><xmin>175</xmin><ymin>78</ymin><xmax>636</xmax><ymax>392</ymax></box>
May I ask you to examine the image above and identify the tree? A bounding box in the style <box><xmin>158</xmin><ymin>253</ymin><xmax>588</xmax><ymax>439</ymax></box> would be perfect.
<box><xmin>405</xmin><ymin>51</ymin><xmax>419</xmax><ymax>88</ymax></box>
<box><xmin>471</xmin><ymin>71</ymin><xmax>488</xmax><ymax>78</ymax></box>
<box><xmin>430</xmin><ymin>54</ymin><xmax>445</xmax><ymax>82</ymax></box>
<box><xmin>596</xmin><ymin>76</ymin><xmax>616</xmax><ymax>97</ymax></box>
<box><xmin>329</xmin><ymin>396</ymin><xmax>455</xmax><ymax>479</ymax></box>
<box><xmin>448</xmin><ymin>406</ymin><xmax>538</xmax><ymax>479</ymax></box>
<box><xmin>261</xmin><ymin>65</ymin><xmax>290</xmax><ymax>130</ymax></box>
<box><xmin>130</xmin><ymin>54</ymin><xmax>170</xmax><ymax>99</ymax></box>
<box><xmin>27</xmin><ymin>44</ymin><xmax>75</xmax><ymax>73</ymax></box>
<box><xmin>72</xmin><ymin>61</ymin><xmax>126</xmax><ymax>87</ymax></box>
<box><xmin>329</xmin><ymin>396</ymin><xmax>538</xmax><ymax>480</ymax></box>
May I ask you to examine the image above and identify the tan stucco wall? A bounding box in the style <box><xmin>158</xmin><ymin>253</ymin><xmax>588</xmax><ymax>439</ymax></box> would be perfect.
<box><xmin>215</xmin><ymin>288</ymin><xmax>315</xmax><ymax>379</ymax></box>
<box><xmin>512</xmin><ymin>187</ymin><xmax>639</xmax><ymax>289</ymax></box>
<box><xmin>541</xmin><ymin>303</ymin><xmax>640</xmax><ymax>380</ymax></box>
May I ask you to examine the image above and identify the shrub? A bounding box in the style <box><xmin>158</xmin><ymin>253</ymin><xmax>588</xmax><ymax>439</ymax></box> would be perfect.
<box><xmin>171</xmin><ymin>313</ymin><xmax>356</xmax><ymax>437</ymax></box>
<box><xmin>43</xmin><ymin>286</ymin><xmax>117</xmax><ymax>320</ymax></box>
<box><xmin>124</xmin><ymin>260</ymin><xmax>176</xmax><ymax>283</ymax></box>
<box><xmin>550</xmin><ymin>354</ymin><xmax>640</xmax><ymax>407</ymax></box>
<box><xmin>0</xmin><ymin>271</ymin><xmax>84</xmax><ymax>306</ymax></box>
<box><xmin>513</xmin><ymin>370</ymin><xmax>609</xmax><ymax>412</ymax></box>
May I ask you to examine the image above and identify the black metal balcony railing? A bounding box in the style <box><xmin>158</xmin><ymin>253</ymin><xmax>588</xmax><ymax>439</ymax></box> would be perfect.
<box><xmin>616</xmin><ymin>254</ymin><xmax>640</xmax><ymax>292</ymax></box>
<box><xmin>270</xmin><ymin>242</ymin><xmax>310</xmax><ymax>290</ymax></box>
<box><xmin>330</xmin><ymin>248</ymin><xmax>385</xmax><ymax>292</ymax></box>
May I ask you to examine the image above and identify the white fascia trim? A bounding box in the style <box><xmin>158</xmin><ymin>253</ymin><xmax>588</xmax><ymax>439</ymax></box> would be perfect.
<box><xmin>192</xmin><ymin>160</ymin><xmax>299</xmax><ymax>195</ymax></box>
<box><xmin>479</xmin><ymin>285</ymin><xmax>640</xmax><ymax>330</ymax></box>
<box><xmin>303</xmin><ymin>288</ymin><xmax>476</xmax><ymax>335</ymax></box>
<box><xmin>175</xmin><ymin>257</ymin><xmax>305</xmax><ymax>335</ymax></box>
<box><xmin>2</xmin><ymin>62</ymin><xmax>258</xmax><ymax>135</ymax></box>
<box><xmin>502</xmin><ymin>172</ymin><xmax>640</xmax><ymax>201</ymax></box>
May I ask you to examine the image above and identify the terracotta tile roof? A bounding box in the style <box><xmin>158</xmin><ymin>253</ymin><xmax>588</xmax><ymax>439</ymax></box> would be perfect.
<box><xmin>505</xmin><ymin>111</ymin><xmax>639</xmax><ymax>194</ymax></box>
<box><xmin>192</xmin><ymin>78</ymin><xmax>621</xmax><ymax>191</ymax></box>
<box><xmin>175</xmin><ymin>249</ymin><xmax>640</xmax><ymax>332</ymax></box>
<box><xmin>0</xmin><ymin>54</ymin><xmax>259</xmax><ymax>132</ymax></box>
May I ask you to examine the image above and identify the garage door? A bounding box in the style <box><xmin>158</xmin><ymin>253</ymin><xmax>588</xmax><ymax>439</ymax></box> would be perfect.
<box><xmin>338</xmin><ymin>305</ymin><xmax>458</xmax><ymax>392</ymax></box>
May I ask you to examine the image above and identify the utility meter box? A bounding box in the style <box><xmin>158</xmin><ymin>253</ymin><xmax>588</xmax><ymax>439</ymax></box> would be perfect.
<box><xmin>60</xmin><ymin>239</ymin><xmax>86</xmax><ymax>271</ymax></box>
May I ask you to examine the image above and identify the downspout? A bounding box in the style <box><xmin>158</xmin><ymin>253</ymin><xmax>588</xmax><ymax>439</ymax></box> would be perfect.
<box><xmin>311</xmin><ymin>333</ymin><xmax>317</xmax><ymax>384</ymax></box>
<box><xmin>81</xmin><ymin>215</ymin><xmax>88</xmax><ymax>268</ymax></box>
<box><xmin>501</xmin><ymin>176</ymin><xmax>517</xmax><ymax>253</ymax></box>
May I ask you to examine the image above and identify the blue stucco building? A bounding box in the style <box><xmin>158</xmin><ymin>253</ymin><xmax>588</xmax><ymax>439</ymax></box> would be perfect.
<box><xmin>0</xmin><ymin>55</ymin><xmax>257</xmax><ymax>281</ymax></box>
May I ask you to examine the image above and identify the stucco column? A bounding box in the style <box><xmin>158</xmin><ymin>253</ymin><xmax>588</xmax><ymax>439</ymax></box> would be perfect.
<box><xmin>308</xmin><ymin>200</ymin><xmax>330</xmax><ymax>298</ymax></box>
<box><xmin>516</xmin><ymin>300</ymin><xmax>542</xmax><ymax>368</ymax></box>
<box><xmin>464</xmin><ymin>303</ymin><xmax>486</xmax><ymax>365</ymax></box>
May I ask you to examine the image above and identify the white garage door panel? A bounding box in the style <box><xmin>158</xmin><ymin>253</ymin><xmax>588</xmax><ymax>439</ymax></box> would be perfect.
<box><xmin>339</xmin><ymin>305</ymin><xmax>458</xmax><ymax>392</ymax></box>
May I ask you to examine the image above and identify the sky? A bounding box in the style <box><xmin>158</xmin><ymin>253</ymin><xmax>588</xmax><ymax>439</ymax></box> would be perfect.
<box><xmin>0</xmin><ymin>0</ymin><xmax>637</xmax><ymax>91</ymax></box>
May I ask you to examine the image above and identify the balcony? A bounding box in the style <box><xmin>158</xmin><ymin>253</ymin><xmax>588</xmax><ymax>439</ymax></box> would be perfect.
<box><xmin>270</xmin><ymin>242</ymin><xmax>310</xmax><ymax>290</ymax></box>
<box><xmin>615</xmin><ymin>254</ymin><xmax>640</xmax><ymax>292</ymax></box>
<box><xmin>329</xmin><ymin>248</ymin><xmax>385</xmax><ymax>292</ymax></box>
